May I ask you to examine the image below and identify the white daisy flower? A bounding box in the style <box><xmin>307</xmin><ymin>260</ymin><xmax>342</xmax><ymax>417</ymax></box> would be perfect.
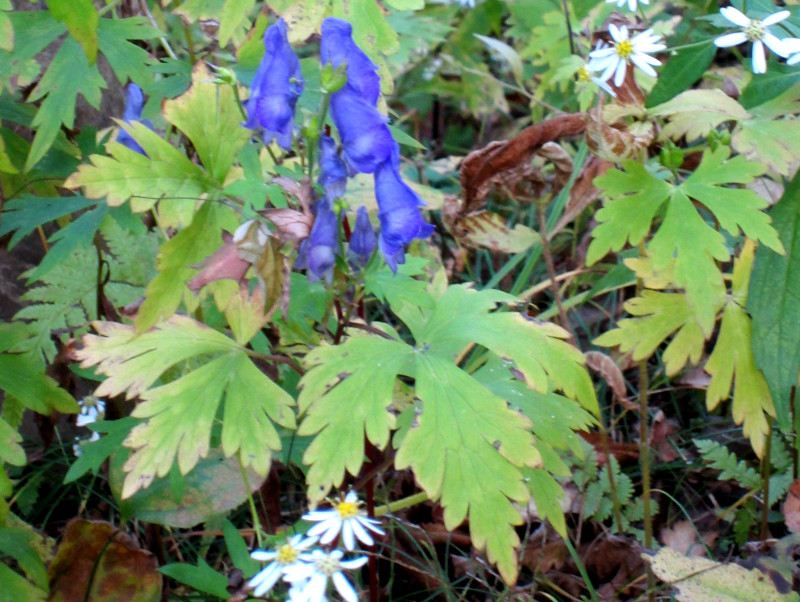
<box><xmin>284</xmin><ymin>549</ymin><xmax>367</xmax><ymax>602</ymax></box>
<box><xmin>606</xmin><ymin>0</ymin><xmax>649</xmax><ymax>13</ymax></box>
<box><xmin>580</xmin><ymin>43</ymin><xmax>617</xmax><ymax>97</ymax></box>
<box><xmin>713</xmin><ymin>7</ymin><xmax>790</xmax><ymax>74</ymax></box>
<box><xmin>248</xmin><ymin>534</ymin><xmax>317</xmax><ymax>597</ymax></box>
<box><xmin>303</xmin><ymin>491</ymin><xmax>385</xmax><ymax>551</ymax></box>
<box><xmin>588</xmin><ymin>24</ymin><xmax>666</xmax><ymax>87</ymax></box>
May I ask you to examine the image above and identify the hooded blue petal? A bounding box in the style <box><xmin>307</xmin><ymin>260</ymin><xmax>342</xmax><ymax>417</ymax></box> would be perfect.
<box><xmin>320</xmin><ymin>17</ymin><xmax>393</xmax><ymax>174</ymax></box>
<box><xmin>320</xmin><ymin>18</ymin><xmax>380</xmax><ymax>104</ymax></box>
<box><xmin>244</xmin><ymin>19</ymin><xmax>303</xmax><ymax>150</ymax></box>
<box><xmin>348</xmin><ymin>205</ymin><xmax>376</xmax><ymax>266</ymax></box>
<box><xmin>117</xmin><ymin>84</ymin><xmax>154</xmax><ymax>156</ymax></box>
<box><xmin>329</xmin><ymin>92</ymin><xmax>395</xmax><ymax>174</ymax></box>
<box><xmin>374</xmin><ymin>156</ymin><xmax>434</xmax><ymax>272</ymax></box>
<box><xmin>318</xmin><ymin>135</ymin><xmax>348</xmax><ymax>200</ymax></box>
<box><xmin>296</xmin><ymin>200</ymin><xmax>339</xmax><ymax>283</ymax></box>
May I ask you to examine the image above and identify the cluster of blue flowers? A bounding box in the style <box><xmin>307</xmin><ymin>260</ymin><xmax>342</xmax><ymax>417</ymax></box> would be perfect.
<box><xmin>245</xmin><ymin>17</ymin><xmax>433</xmax><ymax>280</ymax></box>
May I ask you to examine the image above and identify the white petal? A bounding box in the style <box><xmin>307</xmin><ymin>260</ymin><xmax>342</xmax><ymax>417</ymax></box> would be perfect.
<box><xmin>613</xmin><ymin>60</ymin><xmax>627</xmax><ymax>87</ymax></box>
<box><xmin>752</xmin><ymin>40</ymin><xmax>767</xmax><ymax>74</ymax></box>
<box><xmin>342</xmin><ymin>521</ymin><xmax>356</xmax><ymax>551</ymax></box>
<box><xmin>589</xmin><ymin>47</ymin><xmax>615</xmax><ymax>60</ymax></box>
<box><xmin>788</xmin><ymin>52</ymin><xmax>800</xmax><ymax>66</ymax></box>
<box><xmin>360</xmin><ymin>516</ymin><xmax>385</xmax><ymax>534</ymax></box>
<box><xmin>763</xmin><ymin>33</ymin><xmax>789</xmax><ymax>58</ymax></box>
<box><xmin>250</xmin><ymin>550</ymin><xmax>278</xmax><ymax>561</ymax></box>
<box><xmin>598</xmin><ymin>58</ymin><xmax>619</xmax><ymax>83</ymax></box>
<box><xmin>340</xmin><ymin>556</ymin><xmax>369</xmax><ymax>570</ymax></box>
<box><xmin>283</xmin><ymin>562</ymin><xmax>316</xmax><ymax>583</ymax></box>
<box><xmin>332</xmin><ymin>571</ymin><xmax>358</xmax><ymax>602</ymax></box>
<box><xmin>303</xmin><ymin>510</ymin><xmax>337</xmax><ymax>522</ymax></box>
<box><xmin>783</xmin><ymin>38</ymin><xmax>800</xmax><ymax>54</ymax></box>
<box><xmin>720</xmin><ymin>6</ymin><xmax>750</xmax><ymax>28</ymax></box>
<box><xmin>251</xmin><ymin>564</ymin><xmax>282</xmax><ymax>597</ymax></box>
<box><xmin>351</xmin><ymin>519</ymin><xmax>375</xmax><ymax>547</ymax></box>
<box><xmin>762</xmin><ymin>10</ymin><xmax>791</xmax><ymax>27</ymax></box>
<box><xmin>631</xmin><ymin>54</ymin><xmax>658</xmax><ymax>77</ymax></box>
<box><xmin>608</xmin><ymin>23</ymin><xmax>623</xmax><ymax>43</ymax></box>
<box><xmin>592</xmin><ymin>77</ymin><xmax>617</xmax><ymax>97</ymax></box>
<box><xmin>714</xmin><ymin>32</ymin><xmax>748</xmax><ymax>48</ymax></box>
<box><xmin>305</xmin><ymin>574</ymin><xmax>328</xmax><ymax>602</ymax></box>
<box><xmin>633</xmin><ymin>52</ymin><xmax>662</xmax><ymax>67</ymax></box>
<box><xmin>634</xmin><ymin>41</ymin><xmax>666</xmax><ymax>53</ymax></box>
<box><xmin>344</xmin><ymin>491</ymin><xmax>358</xmax><ymax>504</ymax></box>
<box><xmin>627</xmin><ymin>0</ymin><xmax>637</xmax><ymax>11</ymax></box>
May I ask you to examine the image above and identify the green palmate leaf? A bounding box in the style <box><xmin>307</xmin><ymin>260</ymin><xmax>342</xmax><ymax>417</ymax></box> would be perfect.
<box><xmin>25</xmin><ymin>36</ymin><xmax>105</xmax><ymax>171</ymax></box>
<box><xmin>649</xmin><ymin>188</ymin><xmax>728</xmax><ymax>333</ymax></box>
<box><xmin>163</xmin><ymin>63</ymin><xmax>251</xmax><ymax>183</ymax></box>
<box><xmin>649</xmin><ymin>89</ymin><xmax>750</xmax><ymax>142</ymax></box>
<box><xmin>76</xmin><ymin>316</ymin><xmax>294</xmax><ymax>498</ymax></box>
<box><xmin>96</xmin><ymin>17</ymin><xmax>159</xmax><ymax>85</ymax></box>
<box><xmin>749</xmin><ymin>171</ymin><xmax>800</xmax><ymax>432</ymax></box>
<box><xmin>396</xmin><ymin>355</ymin><xmax>538</xmax><ymax>584</ymax></box>
<box><xmin>298</xmin><ymin>335</ymin><xmax>413</xmax><ymax>500</ymax></box>
<box><xmin>706</xmin><ymin>241</ymin><xmax>775</xmax><ymax>457</ymax></box>
<box><xmin>47</xmin><ymin>0</ymin><xmax>98</xmax><ymax>64</ymax></box>
<box><xmin>0</xmin><ymin>563</ymin><xmax>46</xmax><ymax>601</ymax></box>
<box><xmin>594</xmin><ymin>291</ymin><xmax>709</xmax><ymax>376</ymax></box>
<box><xmin>64</xmin><ymin>126</ymin><xmax>214</xmax><ymax>228</ymax></box>
<box><xmin>65</xmin><ymin>419</ymin><xmax>140</xmax><ymax>484</ymax></box>
<box><xmin>299</xmin><ymin>284</ymin><xmax>593</xmax><ymax>582</ymax></box>
<box><xmin>590</xmin><ymin>148</ymin><xmax>781</xmax><ymax>335</ymax></box>
<box><xmin>0</xmin><ymin>527</ymin><xmax>48</xmax><ymax>589</ymax></box>
<box><xmin>646</xmin><ymin>547</ymin><xmax>799</xmax><ymax>602</ymax></box>
<box><xmin>135</xmin><ymin>203</ymin><xmax>235</xmax><ymax>333</ymax></box>
<box><xmin>586</xmin><ymin>162</ymin><xmax>672</xmax><ymax>265</ymax></box>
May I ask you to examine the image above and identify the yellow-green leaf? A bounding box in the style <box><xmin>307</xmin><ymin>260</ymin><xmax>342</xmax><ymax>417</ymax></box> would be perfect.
<box><xmin>163</xmin><ymin>62</ymin><xmax>251</xmax><ymax>183</ymax></box>
<box><xmin>646</xmin><ymin>547</ymin><xmax>798</xmax><ymax>602</ymax></box>
<box><xmin>47</xmin><ymin>0</ymin><xmax>98</xmax><ymax>64</ymax></box>
<box><xmin>649</xmin><ymin>89</ymin><xmax>750</xmax><ymax>142</ymax></box>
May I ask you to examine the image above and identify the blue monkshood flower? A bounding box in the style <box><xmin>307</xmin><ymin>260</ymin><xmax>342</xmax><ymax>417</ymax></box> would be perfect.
<box><xmin>348</xmin><ymin>206</ymin><xmax>376</xmax><ymax>267</ymax></box>
<box><xmin>117</xmin><ymin>84</ymin><xmax>153</xmax><ymax>155</ymax></box>
<box><xmin>320</xmin><ymin>18</ymin><xmax>380</xmax><ymax>104</ymax></box>
<box><xmin>374</xmin><ymin>154</ymin><xmax>435</xmax><ymax>272</ymax></box>
<box><xmin>318</xmin><ymin>135</ymin><xmax>348</xmax><ymax>200</ymax></box>
<box><xmin>244</xmin><ymin>19</ymin><xmax>303</xmax><ymax>150</ymax></box>
<box><xmin>320</xmin><ymin>18</ymin><xmax>395</xmax><ymax>174</ymax></box>
<box><xmin>296</xmin><ymin>200</ymin><xmax>339</xmax><ymax>283</ymax></box>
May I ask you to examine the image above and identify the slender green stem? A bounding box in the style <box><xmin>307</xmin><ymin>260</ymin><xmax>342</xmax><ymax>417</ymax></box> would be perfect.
<box><xmin>636</xmin><ymin>239</ymin><xmax>655</xmax><ymax>602</ymax></box>
<box><xmin>373</xmin><ymin>491</ymin><xmax>429</xmax><ymax>517</ymax></box>
<box><xmin>138</xmin><ymin>0</ymin><xmax>178</xmax><ymax>61</ymax></box>
<box><xmin>560</xmin><ymin>0</ymin><xmax>575</xmax><ymax>56</ymax></box>
<box><xmin>538</xmin><ymin>202</ymin><xmax>576</xmax><ymax>342</ymax></box>
<box><xmin>238</xmin><ymin>454</ymin><xmax>264</xmax><ymax>548</ymax></box>
<box><xmin>307</xmin><ymin>91</ymin><xmax>331</xmax><ymax>182</ymax></box>
<box><xmin>564</xmin><ymin>537</ymin><xmax>600</xmax><ymax>602</ymax></box>
<box><xmin>231</xmin><ymin>83</ymin><xmax>248</xmax><ymax>121</ymax></box>
<box><xmin>598</xmin><ymin>420</ymin><xmax>624</xmax><ymax>533</ymax></box>
<box><xmin>760</xmin><ymin>423</ymin><xmax>772</xmax><ymax>540</ymax></box>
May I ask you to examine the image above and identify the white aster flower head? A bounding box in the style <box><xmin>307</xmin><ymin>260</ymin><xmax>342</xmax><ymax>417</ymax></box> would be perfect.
<box><xmin>606</xmin><ymin>0</ymin><xmax>649</xmax><ymax>13</ymax></box>
<box><xmin>714</xmin><ymin>7</ymin><xmax>790</xmax><ymax>74</ymax></box>
<box><xmin>284</xmin><ymin>549</ymin><xmax>368</xmax><ymax>602</ymax></box>
<box><xmin>588</xmin><ymin>24</ymin><xmax>666</xmax><ymax>87</ymax></box>
<box><xmin>304</xmin><ymin>490</ymin><xmax>385</xmax><ymax>551</ymax></box>
<box><xmin>248</xmin><ymin>534</ymin><xmax>317</xmax><ymax>597</ymax></box>
<box><xmin>580</xmin><ymin>43</ymin><xmax>617</xmax><ymax>97</ymax></box>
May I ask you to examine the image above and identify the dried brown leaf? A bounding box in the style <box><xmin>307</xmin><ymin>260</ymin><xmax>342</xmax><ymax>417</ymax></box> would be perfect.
<box><xmin>585</xmin><ymin>351</ymin><xmax>635</xmax><ymax>410</ymax></box>
<box><xmin>783</xmin><ymin>479</ymin><xmax>800</xmax><ymax>533</ymax></box>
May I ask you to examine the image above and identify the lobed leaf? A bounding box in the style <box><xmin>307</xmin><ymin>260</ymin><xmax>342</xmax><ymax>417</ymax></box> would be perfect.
<box><xmin>395</xmin><ymin>355</ymin><xmax>540</xmax><ymax>584</ymax></box>
<box><xmin>649</xmin><ymin>89</ymin><xmax>750</xmax><ymax>142</ymax></box>
<box><xmin>594</xmin><ymin>291</ymin><xmax>708</xmax><ymax>376</ymax></box>
<box><xmin>298</xmin><ymin>335</ymin><xmax>413</xmax><ymax>501</ymax></box>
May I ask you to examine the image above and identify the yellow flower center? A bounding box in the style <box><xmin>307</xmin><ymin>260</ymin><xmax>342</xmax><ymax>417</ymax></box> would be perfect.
<box><xmin>615</xmin><ymin>39</ymin><xmax>634</xmax><ymax>59</ymax></box>
<box><xmin>336</xmin><ymin>501</ymin><xmax>359</xmax><ymax>519</ymax></box>
<box><xmin>276</xmin><ymin>543</ymin><xmax>300</xmax><ymax>565</ymax></box>
<box><xmin>577</xmin><ymin>66</ymin><xmax>591</xmax><ymax>82</ymax></box>
<box><xmin>745</xmin><ymin>20</ymin><xmax>765</xmax><ymax>43</ymax></box>
<box><xmin>315</xmin><ymin>554</ymin><xmax>340</xmax><ymax>576</ymax></box>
